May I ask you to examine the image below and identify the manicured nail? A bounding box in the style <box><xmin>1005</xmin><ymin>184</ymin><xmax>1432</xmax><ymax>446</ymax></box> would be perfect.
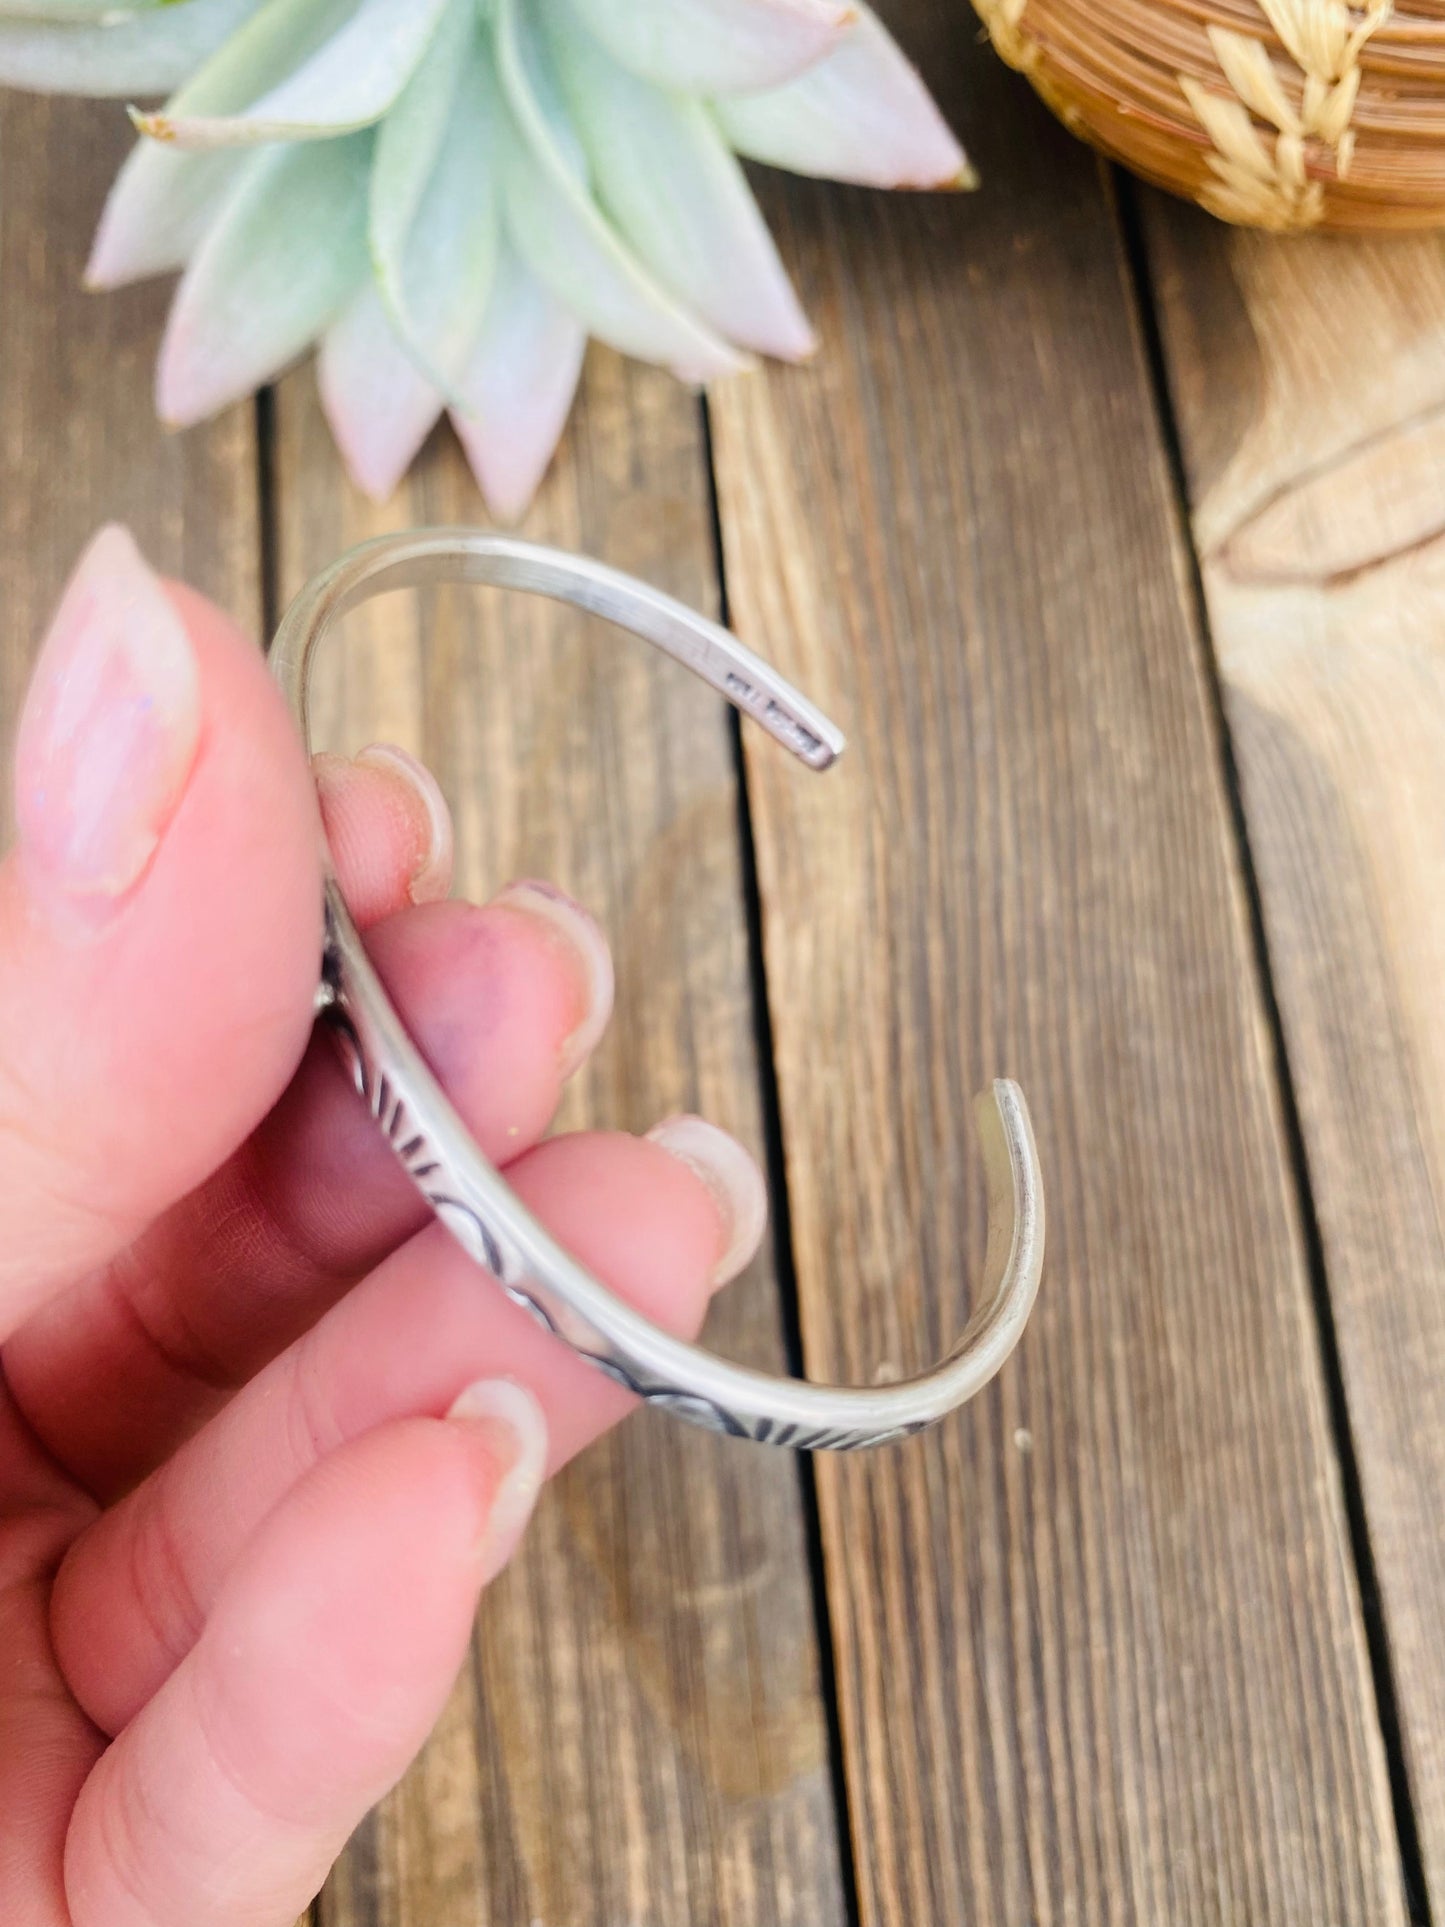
<box><xmin>492</xmin><ymin>879</ymin><xmax>614</xmax><ymax>1079</ymax></box>
<box><xmin>355</xmin><ymin>742</ymin><xmax>453</xmax><ymax>904</ymax></box>
<box><xmin>646</xmin><ymin>1115</ymin><xmax>769</xmax><ymax>1289</ymax></box>
<box><xmin>446</xmin><ymin>1377</ymin><xmax>549</xmax><ymax>1586</ymax></box>
<box><xmin>15</xmin><ymin>525</ymin><xmax>200</xmax><ymax>921</ymax></box>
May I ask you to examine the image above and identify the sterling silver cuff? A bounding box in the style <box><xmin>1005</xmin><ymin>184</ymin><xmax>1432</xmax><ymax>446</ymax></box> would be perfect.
<box><xmin>272</xmin><ymin>530</ymin><xmax>1044</xmax><ymax>1451</ymax></box>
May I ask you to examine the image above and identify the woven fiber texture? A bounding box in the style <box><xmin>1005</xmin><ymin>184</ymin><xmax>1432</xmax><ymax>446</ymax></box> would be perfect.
<box><xmin>972</xmin><ymin>0</ymin><xmax>1445</xmax><ymax>230</ymax></box>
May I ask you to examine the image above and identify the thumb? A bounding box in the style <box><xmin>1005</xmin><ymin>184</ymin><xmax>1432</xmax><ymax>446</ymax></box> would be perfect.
<box><xmin>63</xmin><ymin>1385</ymin><xmax>547</xmax><ymax>1927</ymax></box>
<box><xmin>0</xmin><ymin>525</ymin><xmax>322</xmax><ymax>1337</ymax></box>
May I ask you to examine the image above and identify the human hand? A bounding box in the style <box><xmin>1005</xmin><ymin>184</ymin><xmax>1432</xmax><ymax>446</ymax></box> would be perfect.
<box><xmin>0</xmin><ymin>527</ymin><xmax>767</xmax><ymax>1926</ymax></box>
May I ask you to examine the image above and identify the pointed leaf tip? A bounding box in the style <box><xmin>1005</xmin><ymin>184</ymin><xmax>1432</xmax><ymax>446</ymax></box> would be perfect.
<box><xmin>716</xmin><ymin>3</ymin><xmax>970</xmax><ymax>191</ymax></box>
<box><xmin>452</xmin><ymin>246</ymin><xmax>586</xmax><ymax>523</ymax></box>
<box><xmin>495</xmin><ymin>0</ymin><xmax>748</xmax><ymax>382</ymax></box>
<box><xmin>549</xmin><ymin>19</ymin><xmax>816</xmax><ymax>362</ymax></box>
<box><xmin>157</xmin><ymin>138</ymin><xmax>369</xmax><ymax>425</ymax></box>
<box><xmin>143</xmin><ymin>0</ymin><xmax>454</xmax><ymax>151</ymax></box>
<box><xmin>131</xmin><ymin>108</ymin><xmax>177</xmax><ymax>143</ymax></box>
<box><xmin>320</xmin><ymin>285</ymin><xmax>445</xmax><ymax>503</ymax></box>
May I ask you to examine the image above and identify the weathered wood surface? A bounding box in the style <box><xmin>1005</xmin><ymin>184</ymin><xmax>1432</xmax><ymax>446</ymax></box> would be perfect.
<box><xmin>3</xmin><ymin>25</ymin><xmax>1442</xmax><ymax>1927</ymax></box>
<box><xmin>0</xmin><ymin>90</ymin><xmax>260</xmax><ymax>827</ymax></box>
<box><xmin>273</xmin><ymin>357</ymin><xmax>845</xmax><ymax>1926</ymax></box>
<box><xmin>1146</xmin><ymin>200</ymin><xmax>1445</xmax><ymax>1915</ymax></box>
<box><xmin>708</xmin><ymin>7</ymin><xmax>1406</xmax><ymax>1922</ymax></box>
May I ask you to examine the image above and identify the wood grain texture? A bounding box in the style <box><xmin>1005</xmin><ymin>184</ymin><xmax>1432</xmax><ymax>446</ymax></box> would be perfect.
<box><xmin>707</xmin><ymin>9</ymin><xmax>1406</xmax><ymax>1923</ymax></box>
<box><xmin>271</xmin><ymin>355</ymin><xmax>845</xmax><ymax>1927</ymax></box>
<box><xmin>1146</xmin><ymin>197</ymin><xmax>1445</xmax><ymax>1913</ymax></box>
<box><xmin>0</xmin><ymin>90</ymin><xmax>260</xmax><ymax>826</ymax></box>
<box><xmin>0</xmin><ymin>82</ymin><xmax>292</xmax><ymax>1927</ymax></box>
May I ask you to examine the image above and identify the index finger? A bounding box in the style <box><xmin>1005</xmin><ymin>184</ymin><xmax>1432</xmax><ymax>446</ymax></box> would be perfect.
<box><xmin>0</xmin><ymin>526</ymin><xmax>322</xmax><ymax>1337</ymax></box>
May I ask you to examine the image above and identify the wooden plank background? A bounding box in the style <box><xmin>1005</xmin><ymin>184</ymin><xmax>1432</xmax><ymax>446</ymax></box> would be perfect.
<box><xmin>1145</xmin><ymin>201</ymin><xmax>1445</xmax><ymax>1920</ymax></box>
<box><xmin>2</xmin><ymin>3</ymin><xmax>1442</xmax><ymax>1922</ymax></box>
<box><xmin>710</xmin><ymin>8</ymin><xmax>1404</xmax><ymax>1921</ymax></box>
<box><xmin>278</xmin><ymin>354</ymin><xmax>844</xmax><ymax>1927</ymax></box>
<box><xmin>0</xmin><ymin>90</ymin><xmax>260</xmax><ymax>787</ymax></box>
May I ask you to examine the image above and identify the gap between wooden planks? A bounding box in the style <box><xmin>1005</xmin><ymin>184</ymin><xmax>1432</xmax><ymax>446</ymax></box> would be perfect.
<box><xmin>707</xmin><ymin>2</ymin><xmax>1411</xmax><ymax>1921</ymax></box>
<box><xmin>0</xmin><ymin>85</ymin><xmax>845</xmax><ymax>1927</ymax></box>
<box><xmin>1145</xmin><ymin>196</ymin><xmax>1445</xmax><ymax>1922</ymax></box>
<box><xmin>275</xmin><ymin>354</ymin><xmax>845</xmax><ymax>1927</ymax></box>
<box><xmin>0</xmin><ymin>27</ymin><xmax>1433</xmax><ymax>1927</ymax></box>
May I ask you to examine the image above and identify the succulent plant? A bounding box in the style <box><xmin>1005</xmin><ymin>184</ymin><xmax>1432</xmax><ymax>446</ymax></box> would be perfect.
<box><xmin>0</xmin><ymin>0</ymin><xmax>970</xmax><ymax>516</ymax></box>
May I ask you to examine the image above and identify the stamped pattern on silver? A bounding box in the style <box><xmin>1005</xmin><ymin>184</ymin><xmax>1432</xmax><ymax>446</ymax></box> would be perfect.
<box><xmin>276</xmin><ymin>530</ymin><xmax>1045</xmax><ymax>1452</ymax></box>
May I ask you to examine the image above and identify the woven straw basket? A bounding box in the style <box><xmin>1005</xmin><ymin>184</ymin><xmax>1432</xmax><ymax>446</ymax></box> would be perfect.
<box><xmin>971</xmin><ymin>0</ymin><xmax>1445</xmax><ymax>231</ymax></box>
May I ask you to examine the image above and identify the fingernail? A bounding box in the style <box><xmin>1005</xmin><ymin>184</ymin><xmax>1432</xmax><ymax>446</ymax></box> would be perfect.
<box><xmin>15</xmin><ymin>525</ymin><xmax>200</xmax><ymax>920</ymax></box>
<box><xmin>492</xmin><ymin>879</ymin><xmax>614</xmax><ymax>1079</ymax></box>
<box><xmin>646</xmin><ymin>1115</ymin><xmax>769</xmax><ymax>1290</ymax></box>
<box><xmin>355</xmin><ymin>742</ymin><xmax>453</xmax><ymax>904</ymax></box>
<box><xmin>446</xmin><ymin>1377</ymin><xmax>549</xmax><ymax>1586</ymax></box>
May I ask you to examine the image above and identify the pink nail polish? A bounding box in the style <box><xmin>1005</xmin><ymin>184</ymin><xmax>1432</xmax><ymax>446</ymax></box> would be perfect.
<box><xmin>355</xmin><ymin>742</ymin><xmax>454</xmax><ymax>904</ymax></box>
<box><xmin>446</xmin><ymin>1377</ymin><xmax>549</xmax><ymax>1585</ymax></box>
<box><xmin>492</xmin><ymin>879</ymin><xmax>615</xmax><ymax>1079</ymax></box>
<box><xmin>14</xmin><ymin>526</ymin><xmax>200</xmax><ymax>920</ymax></box>
<box><xmin>646</xmin><ymin>1115</ymin><xmax>770</xmax><ymax>1290</ymax></box>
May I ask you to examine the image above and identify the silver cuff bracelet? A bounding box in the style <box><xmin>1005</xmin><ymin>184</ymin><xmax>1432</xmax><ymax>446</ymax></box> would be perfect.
<box><xmin>271</xmin><ymin>529</ymin><xmax>1044</xmax><ymax>1451</ymax></box>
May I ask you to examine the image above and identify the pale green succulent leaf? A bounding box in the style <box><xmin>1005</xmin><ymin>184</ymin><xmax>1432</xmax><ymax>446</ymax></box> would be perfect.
<box><xmin>141</xmin><ymin>0</ymin><xmax>351</xmax><ymax>118</ymax></box>
<box><xmin>500</xmin><ymin>0</ymin><xmax>585</xmax><ymax>180</ymax></box>
<box><xmin>20</xmin><ymin>0</ymin><xmax>973</xmax><ymax>515</ymax></box>
<box><xmin>370</xmin><ymin>0</ymin><xmax>498</xmax><ymax>395</ymax></box>
<box><xmin>158</xmin><ymin>132</ymin><xmax>370</xmax><ymax>424</ymax></box>
<box><xmin>549</xmin><ymin>0</ymin><xmax>813</xmax><ymax>360</ymax></box>
<box><xmin>566</xmin><ymin>0</ymin><xmax>850</xmax><ymax>97</ymax></box>
<box><xmin>0</xmin><ymin>1</ymin><xmax>167</xmax><ymax>18</ymax></box>
<box><xmin>452</xmin><ymin>244</ymin><xmax>586</xmax><ymax>523</ymax></box>
<box><xmin>715</xmin><ymin>3</ymin><xmax>974</xmax><ymax>189</ymax></box>
<box><xmin>493</xmin><ymin>0</ymin><xmax>748</xmax><ymax>383</ymax></box>
<box><xmin>88</xmin><ymin>151</ymin><xmax>237</xmax><ymax>287</ymax></box>
<box><xmin>87</xmin><ymin>0</ymin><xmax>352</xmax><ymax>285</ymax></box>
<box><xmin>135</xmin><ymin>0</ymin><xmax>452</xmax><ymax>150</ymax></box>
<box><xmin>0</xmin><ymin>0</ymin><xmax>259</xmax><ymax>96</ymax></box>
<box><xmin>319</xmin><ymin>282</ymin><xmax>444</xmax><ymax>503</ymax></box>
<box><xmin>369</xmin><ymin>0</ymin><xmax>472</xmax><ymax>262</ymax></box>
